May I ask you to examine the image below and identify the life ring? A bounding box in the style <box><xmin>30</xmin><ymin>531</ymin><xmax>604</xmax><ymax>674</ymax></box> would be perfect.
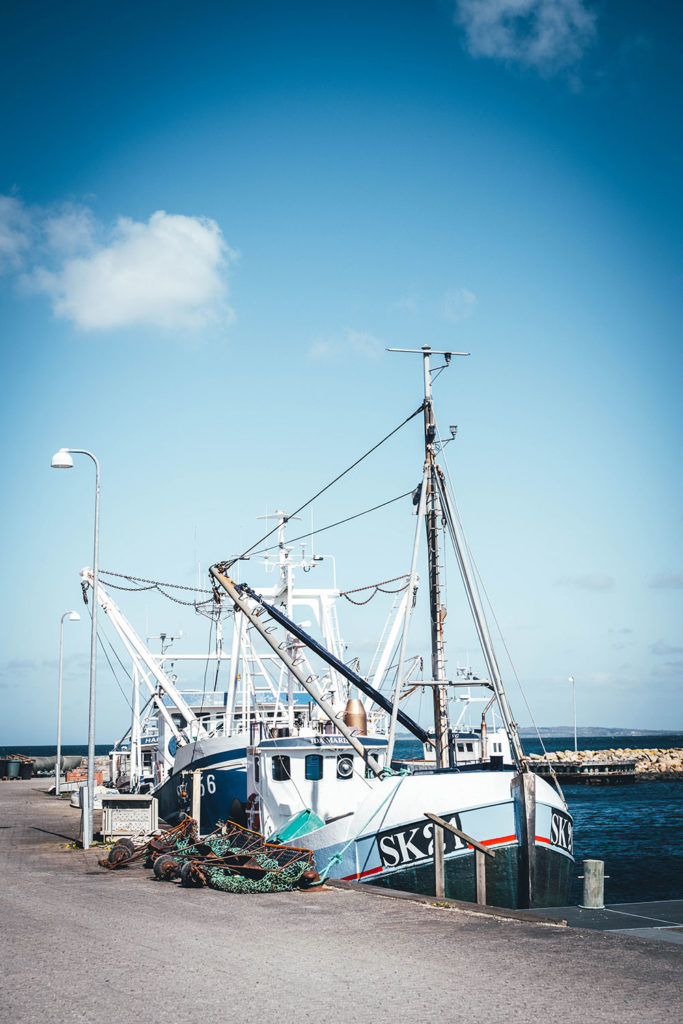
<box><xmin>245</xmin><ymin>792</ymin><xmax>260</xmax><ymax>832</ymax></box>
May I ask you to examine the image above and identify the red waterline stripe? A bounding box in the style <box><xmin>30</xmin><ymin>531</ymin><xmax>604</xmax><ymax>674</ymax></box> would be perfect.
<box><xmin>480</xmin><ymin>834</ymin><xmax>516</xmax><ymax>847</ymax></box>
<box><xmin>342</xmin><ymin>835</ymin><xmax>520</xmax><ymax>880</ymax></box>
<box><xmin>343</xmin><ymin>865</ymin><xmax>383</xmax><ymax>881</ymax></box>
<box><xmin>535</xmin><ymin>835</ymin><xmax>551</xmax><ymax>844</ymax></box>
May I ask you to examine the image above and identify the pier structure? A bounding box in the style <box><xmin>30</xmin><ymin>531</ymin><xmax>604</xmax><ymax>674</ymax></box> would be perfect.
<box><xmin>1</xmin><ymin>779</ymin><xmax>681</xmax><ymax>1024</ymax></box>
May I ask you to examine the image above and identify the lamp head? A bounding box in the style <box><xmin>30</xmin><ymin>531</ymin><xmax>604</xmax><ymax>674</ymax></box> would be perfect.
<box><xmin>51</xmin><ymin>448</ymin><xmax>74</xmax><ymax>469</ymax></box>
<box><xmin>68</xmin><ymin>611</ymin><xmax>80</xmax><ymax>621</ymax></box>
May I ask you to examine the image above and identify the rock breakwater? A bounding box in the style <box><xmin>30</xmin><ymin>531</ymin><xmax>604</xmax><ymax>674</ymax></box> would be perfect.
<box><xmin>527</xmin><ymin>747</ymin><xmax>683</xmax><ymax>777</ymax></box>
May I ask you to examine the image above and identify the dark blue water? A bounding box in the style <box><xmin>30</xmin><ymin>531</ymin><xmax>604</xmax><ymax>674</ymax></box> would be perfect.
<box><xmin>393</xmin><ymin>734</ymin><xmax>683</xmax><ymax>906</ymax></box>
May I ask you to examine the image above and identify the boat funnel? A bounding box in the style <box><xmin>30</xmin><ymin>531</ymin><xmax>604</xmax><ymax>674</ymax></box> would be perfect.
<box><xmin>342</xmin><ymin>698</ymin><xmax>367</xmax><ymax>734</ymax></box>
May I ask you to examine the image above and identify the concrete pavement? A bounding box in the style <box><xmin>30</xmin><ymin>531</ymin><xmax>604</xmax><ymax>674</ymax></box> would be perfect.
<box><xmin>1</xmin><ymin>779</ymin><xmax>681</xmax><ymax>1024</ymax></box>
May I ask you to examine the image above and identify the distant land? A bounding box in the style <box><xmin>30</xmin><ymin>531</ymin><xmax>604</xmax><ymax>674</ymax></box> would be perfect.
<box><xmin>395</xmin><ymin>727</ymin><xmax>680</xmax><ymax>740</ymax></box>
<box><xmin>517</xmin><ymin>727</ymin><xmax>678</xmax><ymax>738</ymax></box>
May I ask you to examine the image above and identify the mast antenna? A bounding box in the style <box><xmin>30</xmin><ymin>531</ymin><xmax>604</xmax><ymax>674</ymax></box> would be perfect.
<box><xmin>387</xmin><ymin>345</ymin><xmax>469</xmax><ymax>767</ymax></box>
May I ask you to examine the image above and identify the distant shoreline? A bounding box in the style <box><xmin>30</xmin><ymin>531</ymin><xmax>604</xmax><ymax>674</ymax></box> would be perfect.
<box><xmin>3</xmin><ymin>728</ymin><xmax>682</xmax><ymax>753</ymax></box>
<box><xmin>517</xmin><ymin>727</ymin><xmax>681</xmax><ymax>738</ymax></box>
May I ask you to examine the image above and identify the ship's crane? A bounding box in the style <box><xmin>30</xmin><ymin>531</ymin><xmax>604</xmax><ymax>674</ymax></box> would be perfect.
<box><xmin>80</xmin><ymin>568</ymin><xmax>209</xmax><ymax>761</ymax></box>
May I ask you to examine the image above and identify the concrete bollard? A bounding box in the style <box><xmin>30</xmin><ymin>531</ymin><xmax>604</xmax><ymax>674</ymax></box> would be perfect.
<box><xmin>580</xmin><ymin>859</ymin><xmax>605</xmax><ymax>909</ymax></box>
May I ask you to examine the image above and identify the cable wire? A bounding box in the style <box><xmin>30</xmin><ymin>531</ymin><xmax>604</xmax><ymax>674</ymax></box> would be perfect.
<box><xmin>434</xmin><ymin>423</ymin><xmax>564</xmax><ymax>795</ymax></box>
<box><xmin>249</xmin><ymin>490</ymin><xmax>414</xmax><ymax>557</ymax></box>
<box><xmin>219</xmin><ymin>403</ymin><xmax>425</xmax><ymax>569</ymax></box>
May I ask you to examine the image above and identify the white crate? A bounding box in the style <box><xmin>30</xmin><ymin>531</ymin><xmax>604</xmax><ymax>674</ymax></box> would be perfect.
<box><xmin>101</xmin><ymin>794</ymin><xmax>158</xmax><ymax>839</ymax></box>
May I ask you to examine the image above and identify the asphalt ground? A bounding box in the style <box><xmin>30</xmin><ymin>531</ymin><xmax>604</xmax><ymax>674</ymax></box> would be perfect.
<box><xmin>1</xmin><ymin>780</ymin><xmax>681</xmax><ymax>1024</ymax></box>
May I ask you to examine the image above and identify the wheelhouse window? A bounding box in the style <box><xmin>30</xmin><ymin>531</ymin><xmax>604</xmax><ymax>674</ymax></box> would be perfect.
<box><xmin>254</xmin><ymin>756</ymin><xmax>260</xmax><ymax>783</ymax></box>
<box><xmin>305</xmin><ymin>754</ymin><xmax>323</xmax><ymax>781</ymax></box>
<box><xmin>272</xmin><ymin>755</ymin><xmax>290</xmax><ymax>781</ymax></box>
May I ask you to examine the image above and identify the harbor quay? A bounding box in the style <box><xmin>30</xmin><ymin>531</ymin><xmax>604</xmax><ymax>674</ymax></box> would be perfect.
<box><xmin>1</xmin><ymin>781</ymin><xmax>681</xmax><ymax>1024</ymax></box>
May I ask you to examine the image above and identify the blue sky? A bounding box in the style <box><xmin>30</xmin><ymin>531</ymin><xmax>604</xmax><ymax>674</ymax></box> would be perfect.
<box><xmin>1</xmin><ymin>0</ymin><xmax>681</xmax><ymax>743</ymax></box>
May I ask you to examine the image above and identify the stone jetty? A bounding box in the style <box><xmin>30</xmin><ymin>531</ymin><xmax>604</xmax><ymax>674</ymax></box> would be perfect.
<box><xmin>526</xmin><ymin>747</ymin><xmax>683</xmax><ymax>777</ymax></box>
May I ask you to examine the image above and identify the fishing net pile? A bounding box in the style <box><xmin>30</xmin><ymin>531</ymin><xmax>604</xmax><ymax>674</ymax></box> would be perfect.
<box><xmin>99</xmin><ymin>818</ymin><xmax>317</xmax><ymax>894</ymax></box>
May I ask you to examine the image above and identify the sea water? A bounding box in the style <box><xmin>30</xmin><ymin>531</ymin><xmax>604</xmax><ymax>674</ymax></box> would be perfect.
<box><xmin>4</xmin><ymin>735</ymin><xmax>682</xmax><ymax>905</ymax></box>
<box><xmin>393</xmin><ymin>733</ymin><xmax>683</xmax><ymax>905</ymax></box>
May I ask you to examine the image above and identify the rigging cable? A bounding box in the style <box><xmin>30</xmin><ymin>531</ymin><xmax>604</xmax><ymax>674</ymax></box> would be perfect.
<box><xmin>97</xmin><ymin>569</ymin><xmax>214</xmax><ymax>608</ymax></box>
<box><xmin>340</xmin><ymin>572</ymin><xmax>411</xmax><ymax>605</ymax></box>
<box><xmin>187</xmin><ymin>610</ymin><xmax>216</xmax><ymax>763</ymax></box>
<box><xmin>85</xmin><ymin>603</ymin><xmax>133</xmax><ymax>712</ymax></box>
<box><xmin>250</xmin><ymin>490</ymin><xmax>414</xmax><ymax>557</ymax></box>
<box><xmin>218</xmin><ymin>402</ymin><xmax>425</xmax><ymax>570</ymax></box>
<box><xmin>434</xmin><ymin>423</ymin><xmax>565</xmax><ymax>799</ymax></box>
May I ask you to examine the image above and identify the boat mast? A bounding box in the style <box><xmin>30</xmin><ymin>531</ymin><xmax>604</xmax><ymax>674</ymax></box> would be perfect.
<box><xmin>423</xmin><ymin>350</ymin><xmax>450</xmax><ymax>768</ymax></box>
<box><xmin>389</xmin><ymin>345</ymin><xmax>526</xmax><ymax>769</ymax></box>
<box><xmin>388</xmin><ymin>346</ymin><xmax>469</xmax><ymax>767</ymax></box>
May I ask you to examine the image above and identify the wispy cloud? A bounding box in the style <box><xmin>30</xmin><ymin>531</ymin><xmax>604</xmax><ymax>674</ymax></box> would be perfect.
<box><xmin>441</xmin><ymin>287</ymin><xmax>477</xmax><ymax>323</ymax></box>
<box><xmin>650</xmin><ymin>571</ymin><xmax>683</xmax><ymax>589</ymax></box>
<box><xmin>1</xmin><ymin>195</ymin><xmax>237</xmax><ymax>331</ymax></box>
<box><xmin>650</xmin><ymin>640</ymin><xmax>683</xmax><ymax>657</ymax></box>
<box><xmin>555</xmin><ymin>574</ymin><xmax>614</xmax><ymax>591</ymax></box>
<box><xmin>390</xmin><ymin>286</ymin><xmax>477</xmax><ymax>323</ymax></box>
<box><xmin>0</xmin><ymin>194</ymin><xmax>33</xmax><ymax>272</ymax></box>
<box><xmin>309</xmin><ymin>328</ymin><xmax>383</xmax><ymax>361</ymax></box>
<box><xmin>391</xmin><ymin>294</ymin><xmax>419</xmax><ymax>315</ymax></box>
<box><xmin>653</xmin><ymin>660</ymin><xmax>683</xmax><ymax>678</ymax></box>
<box><xmin>452</xmin><ymin>0</ymin><xmax>597</xmax><ymax>73</ymax></box>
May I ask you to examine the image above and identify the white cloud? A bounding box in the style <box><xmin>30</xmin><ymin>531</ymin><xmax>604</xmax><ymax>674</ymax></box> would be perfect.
<box><xmin>452</xmin><ymin>0</ymin><xmax>597</xmax><ymax>72</ymax></box>
<box><xmin>44</xmin><ymin>205</ymin><xmax>97</xmax><ymax>256</ymax></box>
<box><xmin>0</xmin><ymin>195</ymin><xmax>33</xmax><ymax>273</ymax></box>
<box><xmin>555</xmin><ymin>574</ymin><xmax>614</xmax><ymax>591</ymax></box>
<box><xmin>309</xmin><ymin>327</ymin><xmax>383</xmax><ymax>361</ymax></box>
<box><xmin>33</xmin><ymin>210</ymin><xmax>235</xmax><ymax>330</ymax></box>
<box><xmin>1</xmin><ymin>194</ymin><xmax>237</xmax><ymax>331</ymax></box>
<box><xmin>442</xmin><ymin>287</ymin><xmax>477</xmax><ymax>323</ymax></box>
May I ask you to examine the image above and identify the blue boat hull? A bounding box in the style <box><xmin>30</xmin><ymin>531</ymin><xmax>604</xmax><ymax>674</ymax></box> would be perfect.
<box><xmin>155</xmin><ymin>744</ymin><xmax>248</xmax><ymax>834</ymax></box>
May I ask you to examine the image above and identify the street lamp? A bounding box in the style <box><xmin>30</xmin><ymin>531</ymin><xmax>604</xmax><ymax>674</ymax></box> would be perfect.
<box><xmin>568</xmin><ymin>675</ymin><xmax>577</xmax><ymax>754</ymax></box>
<box><xmin>51</xmin><ymin>448</ymin><xmax>100</xmax><ymax>848</ymax></box>
<box><xmin>56</xmin><ymin>611</ymin><xmax>80</xmax><ymax>796</ymax></box>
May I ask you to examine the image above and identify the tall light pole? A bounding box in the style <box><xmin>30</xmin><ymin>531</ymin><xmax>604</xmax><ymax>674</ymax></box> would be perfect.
<box><xmin>568</xmin><ymin>675</ymin><xmax>577</xmax><ymax>754</ymax></box>
<box><xmin>56</xmin><ymin>610</ymin><xmax>80</xmax><ymax>796</ymax></box>
<box><xmin>51</xmin><ymin>448</ymin><xmax>100</xmax><ymax>848</ymax></box>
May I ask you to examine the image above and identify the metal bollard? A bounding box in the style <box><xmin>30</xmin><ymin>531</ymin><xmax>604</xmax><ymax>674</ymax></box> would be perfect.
<box><xmin>579</xmin><ymin>859</ymin><xmax>606</xmax><ymax>909</ymax></box>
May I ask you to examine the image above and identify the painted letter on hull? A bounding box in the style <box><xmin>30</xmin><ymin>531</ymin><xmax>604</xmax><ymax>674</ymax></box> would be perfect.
<box><xmin>376</xmin><ymin>812</ymin><xmax>465</xmax><ymax>870</ymax></box>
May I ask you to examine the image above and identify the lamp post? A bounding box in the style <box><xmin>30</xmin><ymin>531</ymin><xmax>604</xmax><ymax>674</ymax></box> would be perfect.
<box><xmin>569</xmin><ymin>675</ymin><xmax>577</xmax><ymax>754</ymax></box>
<box><xmin>51</xmin><ymin>448</ymin><xmax>100</xmax><ymax>848</ymax></box>
<box><xmin>56</xmin><ymin>611</ymin><xmax>80</xmax><ymax>796</ymax></box>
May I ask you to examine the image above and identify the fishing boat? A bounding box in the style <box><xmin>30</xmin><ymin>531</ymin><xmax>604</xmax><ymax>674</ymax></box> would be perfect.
<box><xmin>209</xmin><ymin>347</ymin><xmax>574</xmax><ymax>909</ymax></box>
<box><xmin>84</xmin><ymin>521</ymin><xmax>407</xmax><ymax>834</ymax></box>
